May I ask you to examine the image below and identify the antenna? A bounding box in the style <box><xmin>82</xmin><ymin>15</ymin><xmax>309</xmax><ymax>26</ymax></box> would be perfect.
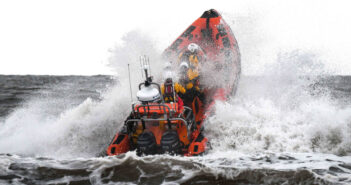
<box><xmin>148</xmin><ymin>56</ymin><xmax>151</xmax><ymax>78</ymax></box>
<box><xmin>139</xmin><ymin>55</ymin><xmax>152</xmax><ymax>84</ymax></box>
<box><xmin>140</xmin><ymin>56</ymin><xmax>144</xmax><ymax>79</ymax></box>
<box><xmin>127</xmin><ymin>64</ymin><xmax>133</xmax><ymax>102</ymax></box>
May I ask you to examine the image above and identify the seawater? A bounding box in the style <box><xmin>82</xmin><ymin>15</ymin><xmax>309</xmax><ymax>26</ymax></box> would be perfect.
<box><xmin>0</xmin><ymin>75</ymin><xmax>350</xmax><ymax>184</ymax></box>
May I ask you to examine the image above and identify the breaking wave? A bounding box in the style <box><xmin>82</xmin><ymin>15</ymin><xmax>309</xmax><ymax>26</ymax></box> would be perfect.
<box><xmin>206</xmin><ymin>50</ymin><xmax>351</xmax><ymax>156</ymax></box>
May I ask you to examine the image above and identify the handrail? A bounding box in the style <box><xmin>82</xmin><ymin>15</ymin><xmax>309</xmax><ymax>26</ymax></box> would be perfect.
<box><xmin>134</xmin><ymin>103</ymin><xmax>174</xmax><ymax>118</ymax></box>
<box><xmin>178</xmin><ymin>106</ymin><xmax>192</xmax><ymax>118</ymax></box>
<box><xmin>125</xmin><ymin>117</ymin><xmax>187</xmax><ymax>129</ymax></box>
<box><xmin>126</xmin><ymin>118</ymin><xmax>187</xmax><ymax>123</ymax></box>
<box><xmin>183</xmin><ymin>106</ymin><xmax>192</xmax><ymax>113</ymax></box>
<box><xmin>178</xmin><ymin>106</ymin><xmax>195</xmax><ymax>130</ymax></box>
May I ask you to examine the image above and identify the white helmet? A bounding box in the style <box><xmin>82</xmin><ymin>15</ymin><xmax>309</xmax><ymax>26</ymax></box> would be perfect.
<box><xmin>163</xmin><ymin>61</ymin><xmax>175</xmax><ymax>80</ymax></box>
<box><xmin>187</xmin><ymin>43</ymin><xmax>200</xmax><ymax>53</ymax></box>
<box><xmin>179</xmin><ymin>61</ymin><xmax>189</xmax><ymax>69</ymax></box>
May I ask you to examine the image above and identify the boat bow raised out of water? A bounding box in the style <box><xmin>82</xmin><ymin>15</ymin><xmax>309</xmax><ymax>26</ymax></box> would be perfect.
<box><xmin>105</xmin><ymin>9</ymin><xmax>240</xmax><ymax>156</ymax></box>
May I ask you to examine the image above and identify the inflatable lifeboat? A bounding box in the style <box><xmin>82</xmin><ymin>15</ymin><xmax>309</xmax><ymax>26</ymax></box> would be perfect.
<box><xmin>105</xmin><ymin>9</ymin><xmax>240</xmax><ymax>156</ymax></box>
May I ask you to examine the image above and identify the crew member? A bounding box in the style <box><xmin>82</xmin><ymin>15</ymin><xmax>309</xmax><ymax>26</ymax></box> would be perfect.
<box><xmin>177</xmin><ymin>43</ymin><xmax>206</xmax><ymax>108</ymax></box>
<box><xmin>161</xmin><ymin>78</ymin><xmax>185</xmax><ymax>110</ymax></box>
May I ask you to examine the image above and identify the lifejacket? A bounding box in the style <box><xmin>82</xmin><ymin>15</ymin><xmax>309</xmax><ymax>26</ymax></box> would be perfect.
<box><xmin>161</xmin><ymin>83</ymin><xmax>186</xmax><ymax>101</ymax></box>
<box><xmin>178</xmin><ymin>47</ymin><xmax>205</xmax><ymax>67</ymax></box>
<box><xmin>161</xmin><ymin>81</ymin><xmax>185</xmax><ymax>111</ymax></box>
<box><xmin>188</xmin><ymin>54</ymin><xmax>199</xmax><ymax>69</ymax></box>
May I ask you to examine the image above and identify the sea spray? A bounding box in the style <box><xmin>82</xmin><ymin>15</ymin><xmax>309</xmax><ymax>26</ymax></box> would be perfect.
<box><xmin>205</xmin><ymin>50</ymin><xmax>351</xmax><ymax>156</ymax></box>
<box><xmin>108</xmin><ymin>30</ymin><xmax>165</xmax><ymax>87</ymax></box>
<box><xmin>0</xmin><ymin>80</ymin><xmax>130</xmax><ymax>158</ymax></box>
<box><xmin>0</xmin><ymin>31</ymin><xmax>167</xmax><ymax>158</ymax></box>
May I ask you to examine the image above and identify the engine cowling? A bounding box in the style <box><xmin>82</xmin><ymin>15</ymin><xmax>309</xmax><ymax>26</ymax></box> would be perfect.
<box><xmin>136</xmin><ymin>132</ymin><xmax>157</xmax><ymax>156</ymax></box>
<box><xmin>160</xmin><ymin>130</ymin><xmax>182</xmax><ymax>155</ymax></box>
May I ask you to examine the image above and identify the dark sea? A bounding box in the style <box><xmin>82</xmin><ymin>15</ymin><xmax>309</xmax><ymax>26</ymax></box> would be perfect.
<box><xmin>0</xmin><ymin>75</ymin><xmax>351</xmax><ymax>185</ymax></box>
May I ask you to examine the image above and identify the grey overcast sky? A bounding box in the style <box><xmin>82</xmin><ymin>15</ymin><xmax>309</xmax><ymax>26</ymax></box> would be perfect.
<box><xmin>0</xmin><ymin>0</ymin><xmax>350</xmax><ymax>75</ymax></box>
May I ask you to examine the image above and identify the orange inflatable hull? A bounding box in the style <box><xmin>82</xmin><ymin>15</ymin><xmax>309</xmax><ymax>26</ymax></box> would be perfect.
<box><xmin>163</xmin><ymin>8</ymin><xmax>241</xmax><ymax>132</ymax></box>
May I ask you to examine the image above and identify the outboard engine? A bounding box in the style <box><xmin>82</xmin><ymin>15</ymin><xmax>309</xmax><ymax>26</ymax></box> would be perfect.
<box><xmin>160</xmin><ymin>131</ymin><xmax>182</xmax><ymax>155</ymax></box>
<box><xmin>136</xmin><ymin>132</ymin><xmax>157</xmax><ymax>156</ymax></box>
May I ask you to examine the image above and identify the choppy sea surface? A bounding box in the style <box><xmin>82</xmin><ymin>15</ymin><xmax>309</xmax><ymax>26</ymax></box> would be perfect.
<box><xmin>0</xmin><ymin>75</ymin><xmax>351</xmax><ymax>185</ymax></box>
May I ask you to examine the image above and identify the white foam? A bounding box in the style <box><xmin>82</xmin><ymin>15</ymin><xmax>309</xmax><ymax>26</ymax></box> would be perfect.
<box><xmin>0</xmin><ymin>82</ymin><xmax>131</xmax><ymax>158</ymax></box>
<box><xmin>205</xmin><ymin>51</ymin><xmax>351</xmax><ymax>156</ymax></box>
<box><xmin>0</xmin><ymin>31</ymin><xmax>166</xmax><ymax>158</ymax></box>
